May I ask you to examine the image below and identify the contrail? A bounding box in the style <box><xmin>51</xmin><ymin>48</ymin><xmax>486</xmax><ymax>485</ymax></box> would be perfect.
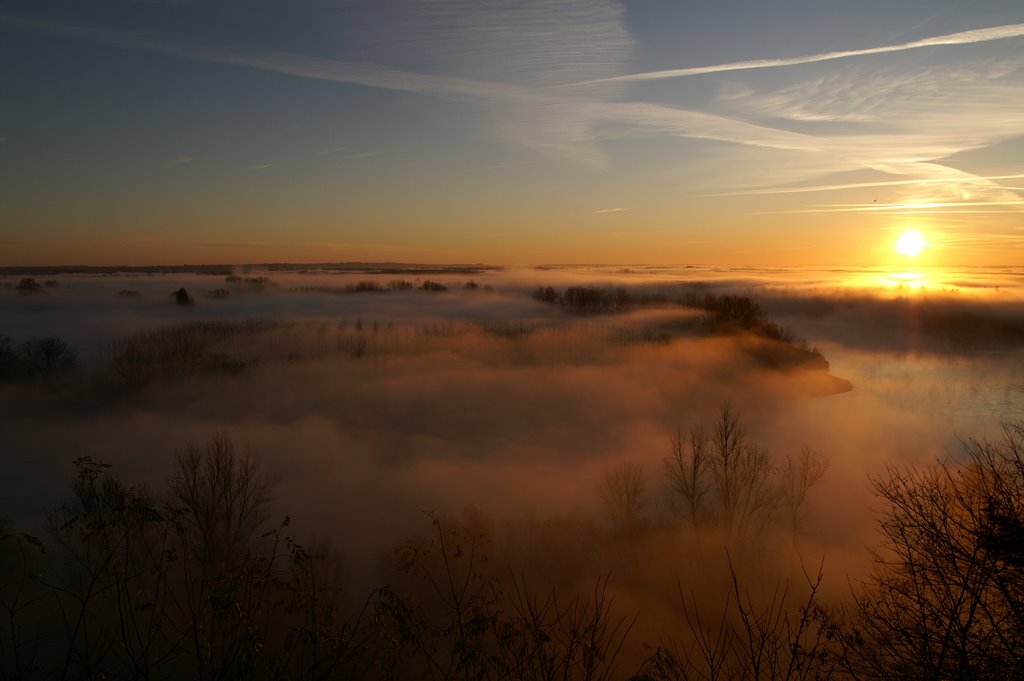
<box><xmin>699</xmin><ymin>174</ymin><xmax>1024</xmax><ymax>197</ymax></box>
<box><xmin>0</xmin><ymin>11</ymin><xmax>523</xmax><ymax>101</ymax></box>
<box><xmin>576</xmin><ymin>22</ymin><xmax>1024</xmax><ymax>84</ymax></box>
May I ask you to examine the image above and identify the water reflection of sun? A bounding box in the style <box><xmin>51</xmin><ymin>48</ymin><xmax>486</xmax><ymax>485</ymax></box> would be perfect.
<box><xmin>840</xmin><ymin>268</ymin><xmax>934</xmax><ymax>291</ymax></box>
<box><xmin>879</xmin><ymin>271</ymin><xmax>928</xmax><ymax>290</ymax></box>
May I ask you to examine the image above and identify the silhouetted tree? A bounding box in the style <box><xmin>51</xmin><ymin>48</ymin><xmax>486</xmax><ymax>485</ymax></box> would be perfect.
<box><xmin>709</xmin><ymin>402</ymin><xmax>775</xmax><ymax>536</ymax></box>
<box><xmin>563</xmin><ymin>287</ymin><xmax>614</xmax><ymax>315</ymax></box>
<box><xmin>0</xmin><ymin>335</ymin><xmax>22</xmax><ymax>379</ymax></box>
<box><xmin>347</xmin><ymin>281</ymin><xmax>385</xmax><ymax>292</ymax></box>
<box><xmin>0</xmin><ymin>524</ymin><xmax>47</xmax><ymax>680</ymax></box>
<box><xmin>640</xmin><ymin>558</ymin><xmax>838</xmax><ymax>680</ymax></box>
<box><xmin>664</xmin><ymin>403</ymin><xmax>812</xmax><ymax>540</ymax></box>
<box><xmin>532</xmin><ymin>286</ymin><xmax>559</xmax><ymax>304</ymax></box>
<box><xmin>167</xmin><ymin>433</ymin><xmax>274</xmax><ymax>569</ymax></box>
<box><xmin>15</xmin><ymin>278</ymin><xmax>41</xmax><ymax>294</ymax></box>
<box><xmin>781</xmin><ymin>447</ymin><xmax>829</xmax><ymax>537</ymax></box>
<box><xmin>665</xmin><ymin>425</ymin><xmax>710</xmax><ymax>527</ymax></box>
<box><xmin>600</xmin><ymin>462</ymin><xmax>649</xmax><ymax>533</ymax></box>
<box><xmin>841</xmin><ymin>421</ymin><xmax>1024</xmax><ymax>679</ymax></box>
<box><xmin>387</xmin><ymin>511</ymin><xmax>635</xmax><ymax>681</ymax></box>
<box><xmin>172</xmin><ymin>287</ymin><xmax>194</xmax><ymax>305</ymax></box>
<box><xmin>21</xmin><ymin>336</ymin><xmax>76</xmax><ymax>375</ymax></box>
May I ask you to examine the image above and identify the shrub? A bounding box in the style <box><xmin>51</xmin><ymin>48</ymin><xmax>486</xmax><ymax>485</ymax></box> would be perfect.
<box><xmin>421</xmin><ymin>280</ymin><xmax>448</xmax><ymax>292</ymax></box>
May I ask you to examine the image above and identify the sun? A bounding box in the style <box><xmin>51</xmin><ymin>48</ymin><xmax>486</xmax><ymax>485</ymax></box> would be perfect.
<box><xmin>894</xmin><ymin>229</ymin><xmax>927</xmax><ymax>257</ymax></box>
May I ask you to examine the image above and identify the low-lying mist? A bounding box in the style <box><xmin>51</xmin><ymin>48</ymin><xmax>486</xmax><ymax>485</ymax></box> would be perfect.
<box><xmin>2</xmin><ymin>265</ymin><xmax>1023</xmax><ymax>678</ymax></box>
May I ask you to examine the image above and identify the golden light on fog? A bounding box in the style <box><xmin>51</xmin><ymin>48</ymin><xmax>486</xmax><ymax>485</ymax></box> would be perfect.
<box><xmin>894</xmin><ymin>229</ymin><xmax>927</xmax><ymax>257</ymax></box>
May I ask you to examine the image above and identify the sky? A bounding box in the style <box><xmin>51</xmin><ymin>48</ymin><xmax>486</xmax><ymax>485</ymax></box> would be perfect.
<box><xmin>1</xmin><ymin>0</ymin><xmax>1023</xmax><ymax>267</ymax></box>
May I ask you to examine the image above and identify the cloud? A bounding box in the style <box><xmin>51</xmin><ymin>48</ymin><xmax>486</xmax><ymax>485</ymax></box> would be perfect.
<box><xmin>0</xmin><ymin>5</ymin><xmax>632</xmax><ymax>166</ymax></box>
<box><xmin>169</xmin><ymin>155</ymin><xmax>193</xmax><ymax>164</ymax></box>
<box><xmin>3</xmin><ymin>7</ymin><xmax>1021</xmax><ymax>186</ymax></box>
<box><xmin>0</xmin><ymin>10</ymin><xmax>514</xmax><ymax>97</ymax></box>
<box><xmin>314</xmin><ymin>145</ymin><xmax>348</xmax><ymax>156</ymax></box>
<box><xmin>758</xmin><ymin>200</ymin><xmax>1024</xmax><ymax>215</ymax></box>
<box><xmin>698</xmin><ymin>174</ymin><xmax>1024</xmax><ymax>198</ymax></box>
<box><xmin>578</xmin><ymin>22</ymin><xmax>1024</xmax><ymax>84</ymax></box>
<box><xmin>600</xmin><ymin>54</ymin><xmax>1024</xmax><ymax>208</ymax></box>
<box><xmin>598</xmin><ymin>101</ymin><xmax>825</xmax><ymax>152</ymax></box>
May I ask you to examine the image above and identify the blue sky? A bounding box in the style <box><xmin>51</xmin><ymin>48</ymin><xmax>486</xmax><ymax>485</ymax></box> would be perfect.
<box><xmin>2</xmin><ymin>0</ymin><xmax>1022</xmax><ymax>266</ymax></box>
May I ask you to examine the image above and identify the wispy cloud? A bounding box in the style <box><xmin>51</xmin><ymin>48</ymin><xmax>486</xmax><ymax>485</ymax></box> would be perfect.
<box><xmin>3</xmin><ymin>7</ymin><xmax>1021</xmax><ymax>194</ymax></box>
<box><xmin>591</xmin><ymin>207</ymin><xmax>625</xmax><ymax>214</ymax></box>
<box><xmin>0</xmin><ymin>11</ymin><xmax>525</xmax><ymax>100</ymax></box>
<box><xmin>0</xmin><ymin>4</ymin><xmax>632</xmax><ymax>167</ymax></box>
<box><xmin>598</xmin><ymin>101</ymin><xmax>825</xmax><ymax>152</ymax></box>
<box><xmin>314</xmin><ymin>146</ymin><xmax>348</xmax><ymax>156</ymax></box>
<box><xmin>699</xmin><ymin>174</ymin><xmax>1024</xmax><ymax>198</ymax></box>
<box><xmin>169</xmin><ymin>155</ymin><xmax>193</xmax><ymax>164</ymax></box>
<box><xmin>579</xmin><ymin>22</ymin><xmax>1024</xmax><ymax>84</ymax></box>
<box><xmin>247</xmin><ymin>163</ymin><xmax>272</xmax><ymax>171</ymax></box>
<box><xmin>755</xmin><ymin>200</ymin><xmax>1024</xmax><ymax>215</ymax></box>
<box><xmin>454</xmin><ymin>163</ymin><xmax>513</xmax><ymax>174</ymax></box>
<box><xmin>346</xmin><ymin>151</ymin><xmax>385</xmax><ymax>160</ymax></box>
<box><xmin>611</xmin><ymin>53</ymin><xmax>1024</xmax><ymax>208</ymax></box>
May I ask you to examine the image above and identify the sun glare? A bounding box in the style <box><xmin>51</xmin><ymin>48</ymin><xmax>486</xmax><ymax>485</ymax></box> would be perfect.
<box><xmin>894</xmin><ymin>229</ymin><xmax>927</xmax><ymax>257</ymax></box>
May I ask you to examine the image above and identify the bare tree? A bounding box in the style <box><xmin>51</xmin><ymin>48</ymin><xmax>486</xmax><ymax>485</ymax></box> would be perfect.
<box><xmin>840</xmin><ymin>421</ymin><xmax>1024</xmax><ymax>680</ymax></box>
<box><xmin>780</xmin><ymin>448</ymin><xmax>829</xmax><ymax>537</ymax></box>
<box><xmin>503</xmin><ymin>573</ymin><xmax>636</xmax><ymax>681</ymax></box>
<box><xmin>600</xmin><ymin>462</ymin><xmax>649</xmax><ymax>533</ymax></box>
<box><xmin>21</xmin><ymin>336</ymin><xmax>76</xmax><ymax>375</ymax></box>
<box><xmin>167</xmin><ymin>432</ymin><xmax>274</xmax><ymax>569</ymax></box>
<box><xmin>0</xmin><ymin>526</ymin><xmax>47</xmax><ymax>680</ymax></box>
<box><xmin>665</xmin><ymin>425</ymin><xmax>710</xmax><ymax>527</ymax></box>
<box><xmin>664</xmin><ymin>403</ymin><xmax>785</xmax><ymax>538</ymax></box>
<box><xmin>640</xmin><ymin>557</ymin><xmax>837</xmax><ymax>681</ymax></box>
<box><xmin>709</xmin><ymin>402</ymin><xmax>770</xmax><ymax>535</ymax></box>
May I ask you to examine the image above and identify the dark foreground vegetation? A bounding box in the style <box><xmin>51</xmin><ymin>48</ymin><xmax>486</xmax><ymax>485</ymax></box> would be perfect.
<box><xmin>3</xmin><ymin>412</ymin><xmax>1023</xmax><ymax>680</ymax></box>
